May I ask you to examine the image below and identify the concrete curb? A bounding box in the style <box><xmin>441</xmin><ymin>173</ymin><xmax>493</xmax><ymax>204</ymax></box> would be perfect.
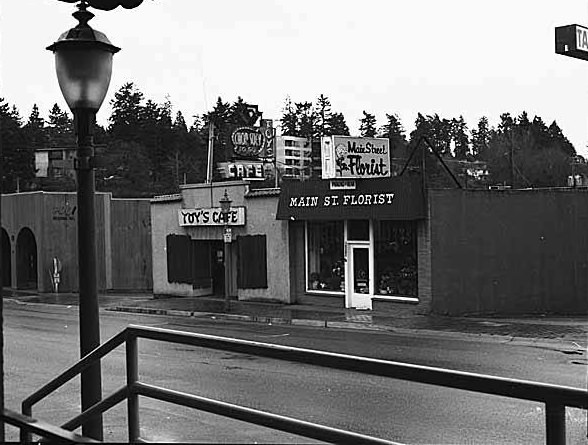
<box><xmin>105</xmin><ymin>305</ymin><xmax>587</xmax><ymax>351</ymax></box>
<box><xmin>7</xmin><ymin>300</ymin><xmax>585</xmax><ymax>351</ymax></box>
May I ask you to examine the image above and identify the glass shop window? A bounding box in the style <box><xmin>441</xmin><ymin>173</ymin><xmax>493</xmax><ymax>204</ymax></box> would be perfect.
<box><xmin>49</xmin><ymin>150</ymin><xmax>64</xmax><ymax>160</ymax></box>
<box><xmin>347</xmin><ymin>220</ymin><xmax>369</xmax><ymax>241</ymax></box>
<box><xmin>306</xmin><ymin>221</ymin><xmax>344</xmax><ymax>292</ymax></box>
<box><xmin>374</xmin><ymin>221</ymin><xmax>417</xmax><ymax>298</ymax></box>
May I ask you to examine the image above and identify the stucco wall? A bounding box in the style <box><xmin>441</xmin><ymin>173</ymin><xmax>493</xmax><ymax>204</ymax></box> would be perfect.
<box><xmin>1</xmin><ymin>193</ymin><xmax>46</xmax><ymax>290</ymax></box>
<box><xmin>240</xmin><ymin>190</ymin><xmax>291</xmax><ymax>303</ymax></box>
<box><xmin>41</xmin><ymin>193</ymin><xmax>80</xmax><ymax>292</ymax></box>
<box><xmin>429</xmin><ymin>188</ymin><xmax>588</xmax><ymax>315</ymax></box>
<box><xmin>151</xmin><ymin>197</ymin><xmax>192</xmax><ymax>296</ymax></box>
<box><xmin>2</xmin><ymin>192</ymin><xmax>152</xmax><ymax>293</ymax></box>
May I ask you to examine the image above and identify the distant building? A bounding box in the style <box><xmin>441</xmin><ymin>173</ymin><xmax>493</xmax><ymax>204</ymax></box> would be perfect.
<box><xmin>34</xmin><ymin>147</ymin><xmax>77</xmax><ymax>180</ymax></box>
<box><xmin>275</xmin><ymin>136</ymin><xmax>312</xmax><ymax>180</ymax></box>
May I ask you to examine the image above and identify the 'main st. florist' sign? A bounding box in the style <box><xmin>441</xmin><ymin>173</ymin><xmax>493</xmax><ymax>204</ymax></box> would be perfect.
<box><xmin>321</xmin><ymin>136</ymin><xmax>390</xmax><ymax>179</ymax></box>
<box><xmin>288</xmin><ymin>193</ymin><xmax>395</xmax><ymax>208</ymax></box>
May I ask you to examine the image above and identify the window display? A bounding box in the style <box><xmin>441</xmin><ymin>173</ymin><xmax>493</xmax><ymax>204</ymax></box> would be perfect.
<box><xmin>374</xmin><ymin>221</ymin><xmax>417</xmax><ymax>298</ymax></box>
<box><xmin>307</xmin><ymin>221</ymin><xmax>344</xmax><ymax>292</ymax></box>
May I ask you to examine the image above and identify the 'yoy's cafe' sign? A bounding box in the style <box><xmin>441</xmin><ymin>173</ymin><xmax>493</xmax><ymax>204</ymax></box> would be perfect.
<box><xmin>179</xmin><ymin>207</ymin><xmax>246</xmax><ymax>227</ymax></box>
<box><xmin>321</xmin><ymin>136</ymin><xmax>390</xmax><ymax>179</ymax></box>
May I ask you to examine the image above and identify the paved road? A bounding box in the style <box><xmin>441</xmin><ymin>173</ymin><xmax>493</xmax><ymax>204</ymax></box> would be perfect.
<box><xmin>4</xmin><ymin>300</ymin><xmax>587</xmax><ymax>443</ymax></box>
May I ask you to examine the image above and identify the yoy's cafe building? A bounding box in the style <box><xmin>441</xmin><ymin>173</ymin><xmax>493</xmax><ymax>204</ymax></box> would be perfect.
<box><xmin>151</xmin><ymin>133</ymin><xmax>433</xmax><ymax>315</ymax></box>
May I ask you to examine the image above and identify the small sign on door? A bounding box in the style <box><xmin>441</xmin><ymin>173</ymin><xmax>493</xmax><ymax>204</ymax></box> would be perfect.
<box><xmin>223</xmin><ymin>227</ymin><xmax>232</xmax><ymax>243</ymax></box>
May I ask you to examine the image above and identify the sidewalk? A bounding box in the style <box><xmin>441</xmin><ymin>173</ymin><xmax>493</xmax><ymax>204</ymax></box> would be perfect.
<box><xmin>3</xmin><ymin>289</ymin><xmax>588</xmax><ymax>348</ymax></box>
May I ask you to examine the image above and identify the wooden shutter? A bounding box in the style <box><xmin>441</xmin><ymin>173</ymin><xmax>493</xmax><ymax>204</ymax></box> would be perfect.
<box><xmin>237</xmin><ymin>235</ymin><xmax>267</xmax><ymax>289</ymax></box>
<box><xmin>166</xmin><ymin>234</ymin><xmax>192</xmax><ymax>284</ymax></box>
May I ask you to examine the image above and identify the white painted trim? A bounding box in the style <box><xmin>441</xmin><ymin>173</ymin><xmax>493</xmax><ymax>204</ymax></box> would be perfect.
<box><xmin>373</xmin><ymin>295</ymin><xmax>419</xmax><ymax>304</ymax></box>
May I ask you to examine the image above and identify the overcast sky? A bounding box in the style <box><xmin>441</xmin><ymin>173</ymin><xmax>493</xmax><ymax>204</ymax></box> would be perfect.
<box><xmin>2</xmin><ymin>0</ymin><xmax>588</xmax><ymax>154</ymax></box>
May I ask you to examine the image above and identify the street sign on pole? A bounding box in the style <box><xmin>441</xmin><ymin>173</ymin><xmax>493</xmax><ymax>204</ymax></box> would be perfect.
<box><xmin>224</xmin><ymin>226</ymin><xmax>232</xmax><ymax>243</ymax></box>
<box><xmin>555</xmin><ymin>24</ymin><xmax>588</xmax><ymax>61</ymax></box>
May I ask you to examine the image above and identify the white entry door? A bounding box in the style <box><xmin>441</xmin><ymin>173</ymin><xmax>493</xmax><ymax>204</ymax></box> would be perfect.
<box><xmin>347</xmin><ymin>243</ymin><xmax>372</xmax><ymax>309</ymax></box>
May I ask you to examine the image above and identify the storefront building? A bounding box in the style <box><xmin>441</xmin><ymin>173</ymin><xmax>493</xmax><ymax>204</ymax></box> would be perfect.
<box><xmin>151</xmin><ymin>134</ymin><xmax>434</xmax><ymax>315</ymax></box>
<box><xmin>151</xmin><ymin>182</ymin><xmax>291</xmax><ymax>303</ymax></box>
<box><xmin>152</xmin><ymin>181</ymin><xmax>588</xmax><ymax>315</ymax></box>
<box><xmin>151</xmin><ymin>130</ymin><xmax>588</xmax><ymax>316</ymax></box>
<box><xmin>276</xmin><ymin>175</ymin><xmax>429</xmax><ymax>313</ymax></box>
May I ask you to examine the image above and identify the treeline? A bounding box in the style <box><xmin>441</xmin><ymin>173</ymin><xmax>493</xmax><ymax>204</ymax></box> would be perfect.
<box><xmin>279</xmin><ymin>94</ymin><xmax>581</xmax><ymax>188</ymax></box>
<box><xmin>0</xmin><ymin>85</ymin><xmax>582</xmax><ymax>197</ymax></box>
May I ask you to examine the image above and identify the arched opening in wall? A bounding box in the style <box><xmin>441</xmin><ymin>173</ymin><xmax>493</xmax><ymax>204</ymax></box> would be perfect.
<box><xmin>16</xmin><ymin>227</ymin><xmax>37</xmax><ymax>290</ymax></box>
<box><xmin>1</xmin><ymin>228</ymin><xmax>11</xmax><ymax>288</ymax></box>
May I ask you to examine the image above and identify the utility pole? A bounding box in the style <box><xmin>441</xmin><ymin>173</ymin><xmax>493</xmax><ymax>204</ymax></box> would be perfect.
<box><xmin>206</xmin><ymin>123</ymin><xmax>214</xmax><ymax>184</ymax></box>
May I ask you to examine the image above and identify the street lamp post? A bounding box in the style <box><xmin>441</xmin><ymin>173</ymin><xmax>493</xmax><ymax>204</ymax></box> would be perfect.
<box><xmin>47</xmin><ymin>2</ymin><xmax>119</xmax><ymax>440</ymax></box>
<box><xmin>219</xmin><ymin>190</ymin><xmax>232</xmax><ymax>311</ymax></box>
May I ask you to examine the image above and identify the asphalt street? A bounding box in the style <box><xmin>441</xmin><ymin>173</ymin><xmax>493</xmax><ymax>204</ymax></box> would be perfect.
<box><xmin>3</xmin><ymin>300</ymin><xmax>587</xmax><ymax>443</ymax></box>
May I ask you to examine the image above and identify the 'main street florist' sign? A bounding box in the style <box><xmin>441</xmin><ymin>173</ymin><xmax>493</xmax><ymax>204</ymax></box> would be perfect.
<box><xmin>179</xmin><ymin>207</ymin><xmax>246</xmax><ymax>227</ymax></box>
<box><xmin>321</xmin><ymin>136</ymin><xmax>390</xmax><ymax>179</ymax></box>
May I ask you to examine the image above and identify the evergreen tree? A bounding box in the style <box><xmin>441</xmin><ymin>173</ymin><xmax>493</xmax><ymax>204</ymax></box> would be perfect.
<box><xmin>409</xmin><ymin>113</ymin><xmax>429</xmax><ymax>142</ymax></box>
<box><xmin>108</xmin><ymin>82</ymin><xmax>144</xmax><ymax>142</ymax></box>
<box><xmin>47</xmin><ymin>104</ymin><xmax>75</xmax><ymax>147</ymax></box>
<box><xmin>470</xmin><ymin>116</ymin><xmax>491</xmax><ymax>158</ymax></box>
<box><xmin>24</xmin><ymin>104</ymin><xmax>48</xmax><ymax>150</ymax></box>
<box><xmin>96</xmin><ymin>140</ymin><xmax>152</xmax><ymax>197</ymax></box>
<box><xmin>497</xmin><ymin>112</ymin><xmax>514</xmax><ymax>133</ymax></box>
<box><xmin>314</xmin><ymin>94</ymin><xmax>332</xmax><ymax>138</ymax></box>
<box><xmin>1</xmin><ymin>99</ymin><xmax>34</xmax><ymax>192</ymax></box>
<box><xmin>202</xmin><ymin>97</ymin><xmax>233</xmax><ymax>173</ymax></box>
<box><xmin>327</xmin><ymin>112</ymin><xmax>350</xmax><ymax>136</ymax></box>
<box><xmin>359</xmin><ymin>111</ymin><xmax>377</xmax><ymax>137</ymax></box>
<box><xmin>189</xmin><ymin>115</ymin><xmax>205</xmax><ymax>135</ymax></box>
<box><xmin>378</xmin><ymin>113</ymin><xmax>405</xmax><ymax>140</ymax></box>
<box><xmin>140</xmin><ymin>99</ymin><xmax>177</xmax><ymax>193</ymax></box>
<box><xmin>171</xmin><ymin>110</ymin><xmax>192</xmax><ymax>186</ymax></box>
<box><xmin>430</xmin><ymin>114</ymin><xmax>453</xmax><ymax>156</ymax></box>
<box><xmin>280</xmin><ymin>96</ymin><xmax>298</xmax><ymax>136</ymax></box>
<box><xmin>295</xmin><ymin>101</ymin><xmax>315</xmax><ymax>140</ymax></box>
<box><xmin>173</xmin><ymin>110</ymin><xmax>188</xmax><ymax>134</ymax></box>
<box><xmin>230</xmin><ymin>97</ymin><xmax>260</xmax><ymax>127</ymax></box>
<box><xmin>451</xmin><ymin>115</ymin><xmax>469</xmax><ymax>160</ymax></box>
<box><xmin>547</xmin><ymin>121</ymin><xmax>575</xmax><ymax>156</ymax></box>
<box><xmin>407</xmin><ymin>113</ymin><xmax>457</xmax><ymax>188</ymax></box>
<box><xmin>517</xmin><ymin>111</ymin><xmax>531</xmax><ymax>128</ymax></box>
<box><xmin>379</xmin><ymin>113</ymin><xmax>408</xmax><ymax>172</ymax></box>
<box><xmin>483</xmin><ymin>111</ymin><xmax>577</xmax><ymax>187</ymax></box>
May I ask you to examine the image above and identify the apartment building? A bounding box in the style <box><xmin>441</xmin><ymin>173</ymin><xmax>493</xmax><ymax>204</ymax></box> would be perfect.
<box><xmin>275</xmin><ymin>135</ymin><xmax>313</xmax><ymax>179</ymax></box>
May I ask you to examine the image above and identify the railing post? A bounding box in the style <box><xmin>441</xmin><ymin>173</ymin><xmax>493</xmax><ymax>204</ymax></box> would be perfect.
<box><xmin>20</xmin><ymin>404</ymin><xmax>32</xmax><ymax>443</ymax></box>
<box><xmin>545</xmin><ymin>403</ymin><xmax>566</xmax><ymax>445</ymax></box>
<box><xmin>126</xmin><ymin>334</ymin><xmax>140</xmax><ymax>443</ymax></box>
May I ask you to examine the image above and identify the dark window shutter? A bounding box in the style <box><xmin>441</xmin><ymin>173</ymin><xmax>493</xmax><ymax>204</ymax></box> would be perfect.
<box><xmin>166</xmin><ymin>234</ymin><xmax>192</xmax><ymax>284</ymax></box>
<box><xmin>237</xmin><ymin>235</ymin><xmax>267</xmax><ymax>289</ymax></box>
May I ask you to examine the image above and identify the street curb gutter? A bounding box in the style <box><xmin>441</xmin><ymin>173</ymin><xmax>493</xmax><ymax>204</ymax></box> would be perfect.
<box><xmin>105</xmin><ymin>306</ymin><xmax>587</xmax><ymax>351</ymax></box>
<box><xmin>107</xmin><ymin>306</ymin><xmax>390</xmax><ymax>331</ymax></box>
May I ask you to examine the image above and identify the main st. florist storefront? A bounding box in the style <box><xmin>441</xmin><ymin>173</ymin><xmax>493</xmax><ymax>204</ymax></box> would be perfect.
<box><xmin>277</xmin><ymin>136</ymin><xmax>429</xmax><ymax>311</ymax></box>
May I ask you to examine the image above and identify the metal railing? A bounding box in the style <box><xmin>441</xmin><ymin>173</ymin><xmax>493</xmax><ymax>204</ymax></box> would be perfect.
<box><xmin>15</xmin><ymin>324</ymin><xmax>588</xmax><ymax>444</ymax></box>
